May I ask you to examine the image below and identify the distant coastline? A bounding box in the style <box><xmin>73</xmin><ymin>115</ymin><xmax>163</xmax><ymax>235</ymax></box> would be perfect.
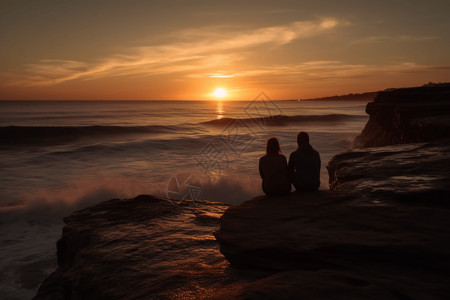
<box><xmin>297</xmin><ymin>91</ymin><xmax>377</xmax><ymax>102</ymax></box>
<box><xmin>295</xmin><ymin>82</ymin><xmax>450</xmax><ymax>102</ymax></box>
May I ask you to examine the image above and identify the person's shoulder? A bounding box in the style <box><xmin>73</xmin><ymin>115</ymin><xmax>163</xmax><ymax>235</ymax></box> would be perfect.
<box><xmin>288</xmin><ymin>151</ymin><xmax>297</xmax><ymax>163</ymax></box>
<box><xmin>259</xmin><ymin>155</ymin><xmax>268</xmax><ymax>162</ymax></box>
<box><xmin>312</xmin><ymin>147</ymin><xmax>320</xmax><ymax>155</ymax></box>
<box><xmin>276</xmin><ymin>153</ymin><xmax>287</xmax><ymax>160</ymax></box>
<box><xmin>280</xmin><ymin>154</ymin><xmax>288</xmax><ymax>163</ymax></box>
<box><xmin>310</xmin><ymin>147</ymin><xmax>320</xmax><ymax>159</ymax></box>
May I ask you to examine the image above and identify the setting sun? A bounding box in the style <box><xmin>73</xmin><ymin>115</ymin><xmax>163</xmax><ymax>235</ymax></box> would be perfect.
<box><xmin>212</xmin><ymin>88</ymin><xmax>227</xmax><ymax>99</ymax></box>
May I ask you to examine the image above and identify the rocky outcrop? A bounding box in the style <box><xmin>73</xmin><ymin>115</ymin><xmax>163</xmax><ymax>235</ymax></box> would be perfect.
<box><xmin>327</xmin><ymin>139</ymin><xmax>450</xmax><ymax>198</ymax></box>
<box><xmin>216</xmin><ymin>137</ymin><xmax>450</xmax><ymax>271</ymax></box>
<box><xmin>36</xmin><ymin>192</ymin><xmax>450</xmax><ymax>300</ymax></box>
<box><xmin>33</xmin><ymin>196</ymin><xmax>232</xmax><ymax>299</ymax></box>
<box><xmin>331</xmin><ymin>84</ymin><xmax>450</xmax><ymax>201</ymax></box>
<box><xmin>354</xmin><ymin>84</ymin><xmax>450</xmax><ymax>148</ymax></box>
<box><xmin>213</xmin><ymin>139</ymin><xmax>450</xmax><ymax>298</ymax></box>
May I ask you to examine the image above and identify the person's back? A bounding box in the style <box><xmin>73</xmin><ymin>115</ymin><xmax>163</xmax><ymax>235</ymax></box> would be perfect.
<box><xmin>259</xmin><ymin>138</ymin><xmax>291</xmax><ymax>196</ymax></box>
<box><xmin>259</xmin><ymin>154</ymin><xmax>291</xmax><ymax>195</ymax></box>
<box><xmin>288</xmin><ymin>132</ymin><xmax>321</xmax><ymax>192</ymax></box>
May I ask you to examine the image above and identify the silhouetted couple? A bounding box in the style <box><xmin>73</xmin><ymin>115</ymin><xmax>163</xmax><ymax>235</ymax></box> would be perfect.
<box><xmin>259</xmin><ymin>132</ymin><xmax>320</xmax><ymax>196</ymax></box>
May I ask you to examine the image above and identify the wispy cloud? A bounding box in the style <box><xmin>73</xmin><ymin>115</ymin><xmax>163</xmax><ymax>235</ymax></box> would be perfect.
<box><xmin>3</xmin><ymin>18</ymin><xmax>342</xmax><ymax>86</ymax></box>
<box><xmin>351</xmin><ymin>35</ymin><xmax>438</xmax><ymax>45</ymax></box>
<box><xmin>200</xmin><ymin>61</ymin><xmax>450</xmax><ymax>87</ymax></box>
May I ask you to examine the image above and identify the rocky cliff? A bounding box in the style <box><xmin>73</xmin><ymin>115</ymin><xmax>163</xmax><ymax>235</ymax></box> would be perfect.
<box><xmin>354</xmin><ymin>84</ymin><xmax>450</xmax><ymax>148</ymax></box>
<box><xmin>330</xmin><ymin>83</ymin><xmax>450</xmax><ymax>201</ymax></box>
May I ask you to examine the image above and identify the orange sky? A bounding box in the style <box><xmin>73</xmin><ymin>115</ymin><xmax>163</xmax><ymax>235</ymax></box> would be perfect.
<box><xmin>1</xmin><ymin>1</ymin><xmax>450</xmax><ymax>100</ymax></box>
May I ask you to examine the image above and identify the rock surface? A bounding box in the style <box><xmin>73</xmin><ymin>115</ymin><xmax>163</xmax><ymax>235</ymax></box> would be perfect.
<box><xmin>214</xmin><ymin>190</ymin><xmax>450</xmax><ymax>298</ymax></box>
<box><xmin>327</xmin><ymin>139</ymin><xmax>450</xmax><ymax>199</ymax></box>
<box><xmin>354</xmin><ymin>84</ymin><xmax>450</xmax><ymax>148</ymax></box>
<box><xmin>36</xmin><ymin>192</ymin><xmax>450</xmax><ymax>299</ymax></box>
<box><xmin>33</xmin><ymin>196</ymin><xmax>239</xmax><ymax>299</ymax></box>
<box><xmin>214</xmin><ymin>147</ymin><xmax>450</xmax><ymax>298</ymax></box>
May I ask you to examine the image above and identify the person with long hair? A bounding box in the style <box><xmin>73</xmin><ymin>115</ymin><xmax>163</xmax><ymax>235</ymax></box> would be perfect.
<box><xmin>288</xmin><ymin>132</ymin><xmax>321</xmax><ymax>192</ymax></box>
<box><xmin>259</xmin><ymin>137</ymin><xmax>291</xmax><ymax>195</ymax></box>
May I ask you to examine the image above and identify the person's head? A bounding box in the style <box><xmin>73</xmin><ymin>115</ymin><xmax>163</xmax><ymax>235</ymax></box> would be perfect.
<box><xmin>266</xmin><ymin>137</ymin><xmax>281</xmax><ymax>155</ymax></box>
<box><xmin>297</xmin><ymin>131</ymin><xmax>309</xmax><ymax>146</ymax></box>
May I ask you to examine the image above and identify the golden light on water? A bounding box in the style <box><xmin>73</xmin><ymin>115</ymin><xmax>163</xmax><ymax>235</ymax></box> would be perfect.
<box><xmin>216</xmin><ymin>102</ymin><xmax>224</xmax><ymax>119</ymax></box>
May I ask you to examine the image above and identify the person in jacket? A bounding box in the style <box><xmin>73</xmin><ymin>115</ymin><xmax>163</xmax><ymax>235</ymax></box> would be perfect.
<box><xmin>288</xmin><ymin>132</ymin><xmax>321</xmax><ymax>192</ymax></box>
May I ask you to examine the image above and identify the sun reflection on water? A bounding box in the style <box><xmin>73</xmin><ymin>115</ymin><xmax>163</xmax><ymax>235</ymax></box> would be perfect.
<box><xmin>216</xmin><ymin>102</ymin><xmax>224</xmax><ymax>119</ymax></box>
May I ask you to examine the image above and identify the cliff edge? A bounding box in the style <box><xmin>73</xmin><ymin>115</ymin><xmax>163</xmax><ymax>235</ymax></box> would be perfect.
<box><xmin>354</xmin><ymin>84</ymin><xmax>450</xmax><ymax>148</ymax></box>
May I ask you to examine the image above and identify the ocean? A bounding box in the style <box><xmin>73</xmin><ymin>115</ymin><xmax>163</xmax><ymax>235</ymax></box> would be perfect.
<box><xmin>0</xmin><ymin>98</ymin><xmax>369</xmax><ymax>299</ymax></box>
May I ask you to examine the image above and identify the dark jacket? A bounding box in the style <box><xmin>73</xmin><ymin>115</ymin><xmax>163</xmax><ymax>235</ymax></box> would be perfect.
<box><xmin>288</xmin><ymin>144</ymin><xmax>321</xmax><ymax>191</ymax></box>
<box><xmin>259</xmin><ymin>154</ymin><xmax>291</xmax><ymax>195</ymax></box>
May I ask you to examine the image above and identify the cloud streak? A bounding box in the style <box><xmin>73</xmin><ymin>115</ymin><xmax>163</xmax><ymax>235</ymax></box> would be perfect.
<box><xmin>4</xmin><ymin>18</ymin><xmax>342</xmax><ymax>86</ymax></box>
<box><xmin>223</xmin><ymin>61</ymin><xmax>450</xmax><ymax>86</ymax></box>
<box><xmin>350</xmin><ymin>35</ymin><xmax>438</xmax><ymax>45</ymax></box>
<box><xmin>189</xmin><ymin>60</ymin><xmax>450</xmax><ymax>85</ymax></box>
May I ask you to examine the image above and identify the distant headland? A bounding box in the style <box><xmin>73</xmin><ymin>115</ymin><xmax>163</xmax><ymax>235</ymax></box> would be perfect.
<box><xmin>295</xmin><ymin>82</ymin><xmax>450</xmax><ymax>102</ymax></box>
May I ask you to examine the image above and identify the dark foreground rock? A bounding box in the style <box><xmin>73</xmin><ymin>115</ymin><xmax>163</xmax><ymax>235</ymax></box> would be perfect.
<box><xmin>214</xmin><ymin>190</ymin><xmax>450</xmax><ymax>299</ymax></box>
<box><xmin>33</xmin><ymin>196</ymin><xmax>239</xmax><ymax>300</ymax></box>
<box><xmin>354</xmin><ymin>84</ymin><xmax>450</xmax><ymax>148</ymax></box>
<box><xmin>36</xmin><ymin>192</ymin><xmax>450</xmax><ymax>300</ymax></box>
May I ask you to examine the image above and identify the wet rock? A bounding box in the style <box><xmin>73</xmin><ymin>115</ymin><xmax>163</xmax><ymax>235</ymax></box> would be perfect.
<box><xmin>36</xmin><ymin>191</ymin><xmax>450</xmax><ymax>299</ymax></box>
<box><xmin>33</xmin><ymin>196</ymin><xmax>231</xmax><ymax>299</ymax></box>
<box><xmin>327</xmin><ymin>139</ymin><xmax>450</xmax><ymax>201</ymax></box>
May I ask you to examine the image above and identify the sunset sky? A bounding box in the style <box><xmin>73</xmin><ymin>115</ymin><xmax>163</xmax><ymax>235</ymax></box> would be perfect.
<box><xmin>1</xmin><ymin>0</ymin><xmax>449</xmax><ymax>100</ymax></box>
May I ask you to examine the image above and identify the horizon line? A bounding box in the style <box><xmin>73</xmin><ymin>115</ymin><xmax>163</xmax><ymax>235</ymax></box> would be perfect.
<box><xmin>2</xmin><ymin>82</ymin><xmax>446</xmax><ymax>102</ymax></box>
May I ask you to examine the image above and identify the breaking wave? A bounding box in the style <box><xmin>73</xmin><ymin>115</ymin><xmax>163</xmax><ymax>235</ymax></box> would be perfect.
<box><xmin>201</xmin><ymin>114</ymin><xmax>361</xmax><ymax>126</ymax></box>
<box><xmin>0</xmin><ymin>125</ymin><xmax>181</xmax><ymax>145</ymax></box>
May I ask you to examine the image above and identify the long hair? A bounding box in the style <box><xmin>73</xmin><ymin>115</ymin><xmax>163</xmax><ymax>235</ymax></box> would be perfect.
<box><xmin>266</xmin><ymin>137</ymin><xmax>281</xmax><ymax>155</ymax></box>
